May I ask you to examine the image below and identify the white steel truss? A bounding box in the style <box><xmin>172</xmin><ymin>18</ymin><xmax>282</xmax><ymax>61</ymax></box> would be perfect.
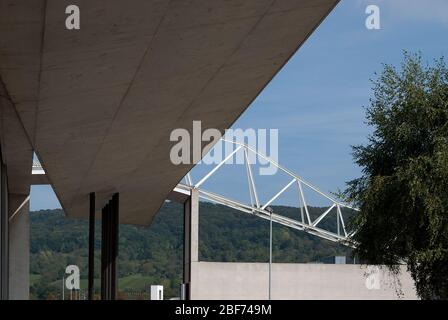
<box><xmin>179</xmin><ymin>139</ymin><xmax>359</xmax><ymax>247</ymax></box>
<box><xmin>32</xmin><ymin>140</ymin><xmax>359</xmax><ymax>247</ymax></box>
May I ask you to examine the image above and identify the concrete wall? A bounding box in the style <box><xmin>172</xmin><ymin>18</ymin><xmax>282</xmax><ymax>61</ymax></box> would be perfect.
<box><xmin>191</xmin><ymin>262</ymin><xmax>418</xmax><ymax>300</ymax></box>
<box><xmin>8</xmin><ymin>199</ymin><xmax>29</xmax><ymax>300</ymax></box>
<box><xmin>0</xmin><ymin>160</ymin><xmax>8</xmax><ymax>299</ymax></box>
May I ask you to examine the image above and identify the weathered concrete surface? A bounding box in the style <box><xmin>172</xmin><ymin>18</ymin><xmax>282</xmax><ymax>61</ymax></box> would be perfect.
<box><xmin>0</xmin><ymin>80</ymin><xmax>33</xmax><ymax>214</ymax></box>
<box><xmin>183</xmin><ymin>189</ymin><xmax>198</xmax><ymax>294</ymax></box>
<box><xmin>8</xmin><ymin>196</ymin><xmax>29</xmax><ymax>300</ymax></box>
<box><xmin>0</xmin><ymin>0</ymin><xmax>339</xmax><ymax>224</ymax></box>
<box><xmin>191</xmin><ymin>262</ymin><xmax>418</xmax><ymax>300</ymax></box>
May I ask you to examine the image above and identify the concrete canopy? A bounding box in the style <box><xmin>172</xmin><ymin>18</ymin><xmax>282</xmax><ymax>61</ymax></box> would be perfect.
<box><xmin>0</xmin><ymin>0</ymin><xmax>339</xmax><ymax>225</ymax></box>
<box><xmin>0</xmin><ymin>80</ymin><xmax>33</xmax><ymax>216</ymax></box>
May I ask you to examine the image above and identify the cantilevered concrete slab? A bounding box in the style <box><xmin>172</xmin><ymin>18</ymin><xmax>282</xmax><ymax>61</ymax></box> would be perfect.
<box><xmin>0</xmin><ymin>80</ymin><xmax>33</xmax><ymax>215</ymax></box>
<box><xmin>0</xmin><ymin>0</ymin><xmax>339</xmax><ymax>225</ymax></box>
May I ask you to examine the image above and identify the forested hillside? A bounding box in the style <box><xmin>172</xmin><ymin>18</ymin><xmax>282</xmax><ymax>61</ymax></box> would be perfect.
<box><xmin>30</xmin><ymin>201</ymin><xmax>353</xmax><ymax>299</ymax></box>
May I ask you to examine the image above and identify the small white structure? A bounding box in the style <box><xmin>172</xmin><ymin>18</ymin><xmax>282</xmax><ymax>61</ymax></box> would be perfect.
<box><xmin>150</xmin><ymin>285</ymin><xmax>163</xmax><ymax>300</ymax></box>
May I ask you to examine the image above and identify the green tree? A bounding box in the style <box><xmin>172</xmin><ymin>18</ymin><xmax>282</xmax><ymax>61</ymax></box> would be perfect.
<box><xmin>343</xmin><ymin>53</ymin><xmax>448</xmax><ymax>299</ymax></box>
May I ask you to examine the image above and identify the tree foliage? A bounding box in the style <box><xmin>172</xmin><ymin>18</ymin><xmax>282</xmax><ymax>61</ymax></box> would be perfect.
<box><xmin>343</xmin><ymin>53</ymin><xmax>448</xmax><ymax>299</ymax></box>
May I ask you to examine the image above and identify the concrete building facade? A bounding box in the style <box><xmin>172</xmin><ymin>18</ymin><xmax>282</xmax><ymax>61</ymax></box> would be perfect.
<box><xmin>190</xmin><ymin>262</ymin><xmax>418</xmax><ymax>300</ymax></box>
<box><xmin>0</xmin><ymin>0</ymin><xmax>341</xmax><ymax>299</ymax></box>
<box><xmin>1</xmin><ymin>1</ymin><xmax>416</xmax><ymax>301</ymax></box>
<box><xmin>175</xmin><ymin>188</ymin><xmax>418</xmax><ymax>300</ymax></box>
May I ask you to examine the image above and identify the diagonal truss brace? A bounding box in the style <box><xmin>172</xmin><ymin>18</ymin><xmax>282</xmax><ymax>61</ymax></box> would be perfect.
<box><xmin>177</xmin><ymin>139</ymin><xmax>359</xmax><ymax>247</ymax></box>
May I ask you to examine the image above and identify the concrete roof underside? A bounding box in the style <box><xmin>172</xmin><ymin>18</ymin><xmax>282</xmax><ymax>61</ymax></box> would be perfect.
<box><xmin>0</xmin><ymin>0</ymin><xmax>338</xmax><ymax>225</ymax></box>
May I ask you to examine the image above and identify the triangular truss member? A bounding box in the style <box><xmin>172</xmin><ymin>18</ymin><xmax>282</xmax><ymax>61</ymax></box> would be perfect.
<box><xmin>179</xmin><ymin>139</ymin><xmax>359</xmax><ymax>247</ymax></box>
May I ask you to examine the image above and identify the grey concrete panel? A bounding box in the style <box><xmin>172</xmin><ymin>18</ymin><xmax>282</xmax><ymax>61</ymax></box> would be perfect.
<box><xmin>0</xmin><ymin>0</ymin><xmax>339</xmax><ymax>224</ymax></box>
<box><xmin>191</xmin><ymin>262</ymin><xmax>418</xmax><ymax>300</ymax></box>
<box><xmin>8</xmin><ymin>195</ymin><xmax>29</xmax><ymax>300</ymax></box>
<box><xmin>0</xmin><ymin>81</ymin><xmax>33</xmax><ymax>201</ymax></box>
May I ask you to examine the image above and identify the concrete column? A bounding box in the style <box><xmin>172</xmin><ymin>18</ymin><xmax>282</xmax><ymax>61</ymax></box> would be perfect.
<box><xmin>183</xmin><ymin>188</ymin><xmax>199</xmax><ymax>299</ymax></box>
<box><xmin>190</xmin><ymin>189</ymin><xmax>199</xmax><ymax>263</ymax></box>
<box><xmin>8</xmin><ymin>196</ymin><xmax>29</xmax><ymax>300</ymax></box>
<box><xmin>0</xmin><ymin>162</ymin><xmax>8</xmax><ymax>300</ymax></box>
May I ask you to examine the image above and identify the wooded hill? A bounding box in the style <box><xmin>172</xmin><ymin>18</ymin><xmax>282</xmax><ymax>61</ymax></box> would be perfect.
<box><xmin>30</xmin><ymin>201</ymin><xmax>353</xmax><ymax>299</ymax></box>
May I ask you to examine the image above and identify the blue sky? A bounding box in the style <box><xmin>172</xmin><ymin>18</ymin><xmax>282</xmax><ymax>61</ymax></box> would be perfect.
<box><xmin>31</xmin><ymin>0</ymin><xmax>448</xmax><ymax>211</ymax></box>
